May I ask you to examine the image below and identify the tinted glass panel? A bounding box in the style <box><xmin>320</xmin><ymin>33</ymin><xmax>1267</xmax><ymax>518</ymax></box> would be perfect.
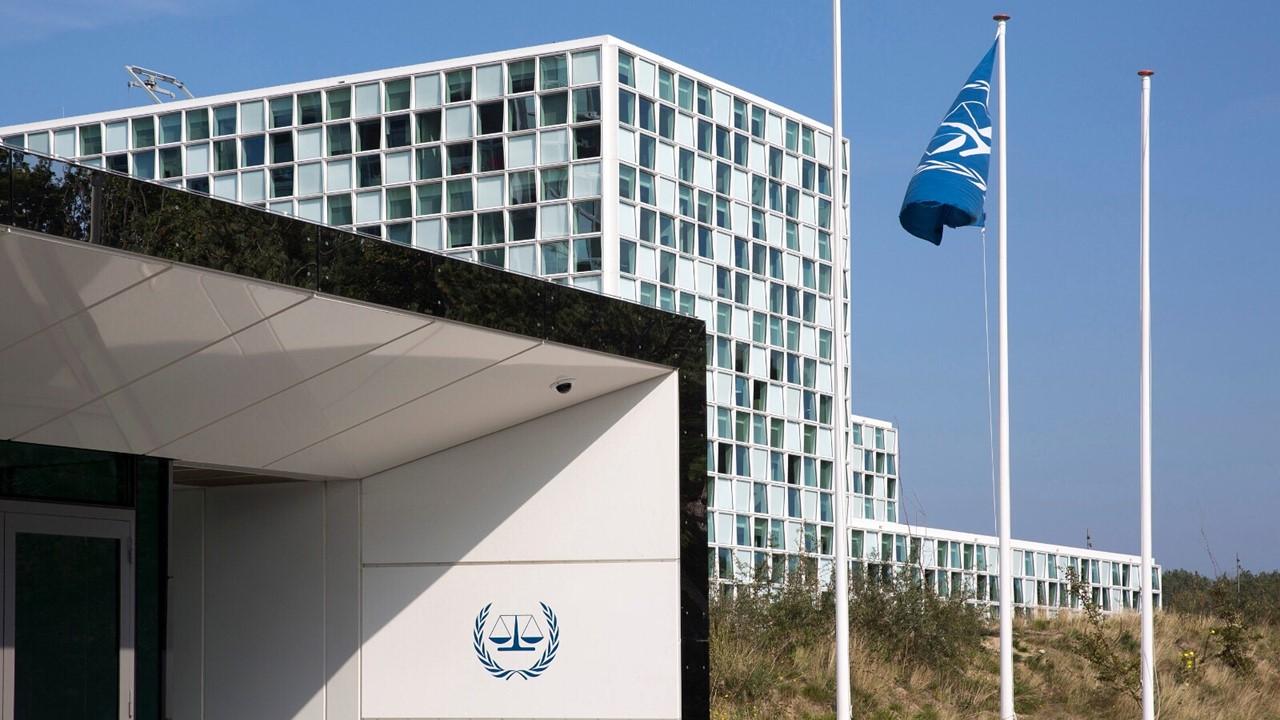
<box><xmin>15</xmin><ymin>532</ymin><xmax>120</xmax><ymax>720</ymax></box>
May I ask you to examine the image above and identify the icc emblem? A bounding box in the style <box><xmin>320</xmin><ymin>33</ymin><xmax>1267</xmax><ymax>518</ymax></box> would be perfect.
<box><xmin>472</xmin><ymin>602</ymin><xmax>560</xmax><ymax>679</ymax></box>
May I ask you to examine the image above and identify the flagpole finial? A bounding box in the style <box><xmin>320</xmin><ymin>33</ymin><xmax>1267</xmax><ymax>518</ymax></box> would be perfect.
<box><xmin>1138</xmin><ymin>69</ymin><xmax>1155</xmax><ymax>77</ymax></box>
<box><xmin>993</xmin><ymin>13</ymin><xmax>1011</xmax><ymax>21</ymax></box>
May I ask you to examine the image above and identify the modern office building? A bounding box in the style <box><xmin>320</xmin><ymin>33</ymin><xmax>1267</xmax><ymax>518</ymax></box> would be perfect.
<box><xmin>0</xmin><ymin>32</ymin><xmax>1157</xmax><ymax>630</ymax></box>
<box><xmin>0</xmin><ymin>147</ymin><xmax>708</xmax><ymax>719</ymax></box>
<box><xmin>841</xmin><ymin>416</ymin><xmax>1161</xmax><ymax>613</ymax></box>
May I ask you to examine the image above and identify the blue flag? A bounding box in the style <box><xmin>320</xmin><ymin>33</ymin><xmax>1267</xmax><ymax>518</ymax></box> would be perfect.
<box><xmin>899</xmin><ymin>42</ymin><xmax>996</xmax><ymax>245</ymax></box>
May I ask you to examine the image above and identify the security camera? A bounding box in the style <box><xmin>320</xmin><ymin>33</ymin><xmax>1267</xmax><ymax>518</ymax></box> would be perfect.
<box><xmin>551</xmin><ymin>377</ymin><xmax>575</xmax><ymax>395</ymax></box>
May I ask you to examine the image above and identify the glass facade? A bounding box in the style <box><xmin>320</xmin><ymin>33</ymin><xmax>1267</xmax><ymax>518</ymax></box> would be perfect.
<box><xmin>843</xmin><ymin>417</ymin><xmax>1160</xmax><ymax>614</ymax></box>
<box><xmin>0</xmin><ymin>37</ymin><xmax>1157</xmax><ymax>614</ymax></box>
<box><xmin>8</xmin><ymin>46</ymin><xmax>608</xmax><ymax>292</ymax></box>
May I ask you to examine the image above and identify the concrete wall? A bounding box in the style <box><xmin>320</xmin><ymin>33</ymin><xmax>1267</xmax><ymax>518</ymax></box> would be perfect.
<box><xmin>168</xmin><ymin>373</ymin><xmax>681</xmax><ymax>719</ymax></box>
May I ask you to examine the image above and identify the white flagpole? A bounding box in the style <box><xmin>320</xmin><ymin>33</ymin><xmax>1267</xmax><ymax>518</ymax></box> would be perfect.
<box><xmin>831</xmin><ymin>2</ymin><xmax>852</xmax><ymax>719</ymax></box>
<box><xmin>993</xmin><ymin>13</ymin><xmax>1015</xmax><ymax>720</ymax></box>
<box><xmin>1138</xmin><ymin>67</ymin><xmax>1156</xmax><ymax>720</ymax></box>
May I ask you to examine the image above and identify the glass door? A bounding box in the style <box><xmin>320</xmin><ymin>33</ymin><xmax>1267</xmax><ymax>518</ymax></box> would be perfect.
<box><xmin>1</xmin><ymin>505</ymin><xmax>133</xmax><ymax>720</ymax></box>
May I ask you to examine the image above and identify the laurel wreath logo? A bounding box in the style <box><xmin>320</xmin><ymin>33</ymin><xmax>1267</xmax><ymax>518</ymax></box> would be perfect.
<box><xmin>473</xmin><ymin>602</ymin><xmax>560</xmax><ymax>680</ymax></box>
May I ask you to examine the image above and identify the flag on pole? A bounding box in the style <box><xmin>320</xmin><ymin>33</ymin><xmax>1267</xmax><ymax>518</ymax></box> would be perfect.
<box><xmin>899</xmin><ymin>43</ymin><xmax>997</xmax><ymax>244</ymax></box>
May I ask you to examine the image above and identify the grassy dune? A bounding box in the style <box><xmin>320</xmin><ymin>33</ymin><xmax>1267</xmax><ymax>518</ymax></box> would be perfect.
<box><xmin>709</xmin><ymin>580</ymin><xmax>1280</xmax><ymax>719</ymax></box>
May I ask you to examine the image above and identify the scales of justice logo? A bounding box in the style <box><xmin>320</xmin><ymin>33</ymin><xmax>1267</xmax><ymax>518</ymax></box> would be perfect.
<box><xmin>472</xmin><ymin>602</ymin><xmax>560</xmax><ymax>680</ymax></box>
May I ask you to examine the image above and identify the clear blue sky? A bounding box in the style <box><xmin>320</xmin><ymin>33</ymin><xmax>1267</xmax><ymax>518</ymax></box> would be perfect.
<box><xmin>3</xmin><ymin>1</ymin><xmax>1276</xmax><ymax>574</ymax></box>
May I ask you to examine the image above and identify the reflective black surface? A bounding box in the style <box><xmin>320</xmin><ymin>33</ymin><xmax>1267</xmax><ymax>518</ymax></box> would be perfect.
<box><xmin>0</xmin><ymin>439</ymin><xmax>169</xmax><ymax>720</ymax></box>
<box><xmin>0</xmin><ymin>146</ymin><xmax>709</xmax><ymax>718</ymax></box>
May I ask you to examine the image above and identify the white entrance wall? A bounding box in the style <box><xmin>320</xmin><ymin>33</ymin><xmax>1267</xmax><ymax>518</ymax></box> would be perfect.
<box><xmin>168</xmin><ymin>372</ymin><xmax>682</xmax><ymax>720</ymax></box>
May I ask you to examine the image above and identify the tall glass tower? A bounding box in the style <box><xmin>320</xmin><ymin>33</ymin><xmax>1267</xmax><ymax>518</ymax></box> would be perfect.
<box><xmin>0</xmin><ymin>36</ymin><xmax>1157</xmax><ymax>613</ymax></box>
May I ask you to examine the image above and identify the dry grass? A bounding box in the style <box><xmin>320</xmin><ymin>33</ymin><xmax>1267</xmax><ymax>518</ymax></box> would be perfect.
<box><xmin>711</xmin><ymin>608</ymin><xmax>1280</xmax><ymax>719</ymax></box>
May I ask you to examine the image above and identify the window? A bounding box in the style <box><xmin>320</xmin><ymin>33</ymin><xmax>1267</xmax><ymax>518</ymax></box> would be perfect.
<box><xmin>574</xmin><ymin>126</ymin><xmax>600</xmax><ymax>159</ymax></box>
<box><xmin>618</xmin><ymin>52</ymin><xmax>634</xmax><ymax>86</ymax></box>
<box><xmin>328</xmin><ymin>194</ymin><xmax>352</xmax><ymax>225</ymax></box>
<box><xmin>574</xmin><ymin>237</ymin><xmax>601</xmax><ymax>272</ymax></box>
<box><xmin>446</xmin><ymin>179</ymin><xmax>472</xmax><ymax>212</ymax></box>
<box><xmin>327</xmin><ymin>124</ymin><xmax>352</xmax><ymax>155</ymax></box>
<box><xmin>501</xmin><ymin>207</ymin><xmax>533</xmax><ymax>242</ymax></box>
<box><xmin>105</xmin><ymin>154</ymin><xmax>128</xmax><ymax>173</ymax></box>
<box><xmin>677</xmin><ymin>76</ymin><xmax>693</xmax><ymax>111</ymax></box>
<box><xmin>213</xmin><ymin>139</ymin><xmax>237</xmax><ymax>171</ymax></box>
<box><xmin>351</xmin><ymin>90</ymin><xmax>380</xmax><ymax>124</ymax></box>
<box><xmin>477</xmin><ymin>211</ymin><xmax>504</xmax><ymax>245</ymax></box>
<box><xmin>327</xmin><ymin>87</ymin><xmax>351</xmax><ymax>120</ymax></box>
<box><xmin>79</xmin><ymin>124</ymin><xmax>102</xmax><ymax>155</ymax></box>
<box><xmin>541</xmin><ymin>92</ymin><xmax>568</xmax><ymax>126</ymax></box>
<box><xmin>509</xmin><ymin>170</ymin><xmax>536</xmax><ymax>204</ymax></box>
<box><xmin>573</xmin><ymin>87</ymin><xmax>599</xmax><ymax>122</ymax></box>
<box><xmin>270</xmin><ymin>132</ymin><xmax>293</xmax><ymax>164</ymax></box>
<box><xmin>679</xmin><ymin>149</ymin><xmax>694</xmax><ymax>182</ymax></box>
<box><xmin>638</xmin><ymin>172</ymin><xmax>654</xmax><ymax>205</ymax></box>
<box><xmin>356</xmin><ymin>155</ymin><xmax>381</xmax><ymax>187</ymax></box>
<box><xmin>132</xmin><ymin>117</ymin><xmax>155</xmax><ymax>148</ymax></box>
<box><xmin>386</xmin><ymin>223</ymin><xmax>412</xmax><ymax>245</ymax></box>
<box><xmin>507</xmin><ymin>133</ymin><xmax>535</xmax><ymax>167</ymax></box>
<box><xmin>297</xmin><ymin>92</ymin><xmax>322</xmax><ymax>125</ymax></box>
<box><xmin>416</xmin><ymin>147</ymin><xmax>442</xmax><ymax>180</ymax></box>
<box><xmin>639</xmin><ymin>135</ymin><xmax>655</xmax><ymax>169</ymax></box>
<box><xmin>385</xmin><ymin>78</ymin><xmax>410</xmax><ymax>111</ymax></box>
<box><xmin>574</xmin><ymin>200</ymin><xmax>600</xmax><ymax>234</ymax></box>
<box><xmin>241</xmin><ymin>135</ymin><xmax>265</xmax><ymax>167</ymax></box>
<box><xmin>131</xmin><ymin>150</ymin><xmax>154</xmax><ymax>178</ymax></box>
<box><xmin>540</xmin><ymin>54</ymin><xmax>567</xmax><ymax>90</ymax></box>
<box><xmin>784</xmin><ymin>119</ymin><xmax>799</xmax><ymax>151</ymax></box>
<box><xmin>619</xmin><ymin>164</ymin><xmax>635</xmax><ymax>200</ymax></box>
<box><xmin>477</xmin><ymin>138</ymin><xmax>503</xmax><ymax>172</ymax></box>
<box><xmin>414</xmin><ymin>74</ymin><xmax>441</xmax><ymax>109</ymax></box>
<box><xmin>386</xmin><ymin>115</ymin><xmax>411</xmax><ymax>148</ymax></box>
<box><xmin>416</xmin><ymin>182</ymin><xmax>442</xmax><ymax>214</ymax></box>
<box><xmin>386</xmin><ymin>186</ymin><xmax>412</xmax><ymax>219</ymax></box>
<box><xmin>446</xmin><ymin>69</ymin><xmax>471</xmax><ymax>102</ymax></box>
<box><xmin>228</xmin><ymin>102</ymin><xmax>258</xmax><ymax>136</ymax></box>
<box><xmin>619</xmin><ymin>89</ymin><xmax>635</xmax><ymax>126</ymax></box>
<box><xmin>270</xmin><ymin>166</ymin><xmax>293</xmax><ymax>198</ymax></box>
<box><xmin>448</xmin><ymin>215</ymin><xmax>473</xmax><ymax>247</ymax></box>
<box><xmin>447</xmin><ymin>142</ymin><xmax>472</xmax><ymax>175</ymax></box>
<box><xmin>637</xmin><ymin>98</ymin><xmax>654</xmax><ymax>132</ymax></box>
<box><xmin>416</xmin><ymin>110</ymin><xmax>441</xmax><ymax>143</ymax></box>
<box><xmin>356</xmin><ymin>120</ymin><xmax>380</xmax><ymax>152</ymax></box>
<box><xmin>186</xmin><ymin>109</ymin><xmax>210</xmax><ymax>141</ymax></box>
<box><xmin>658</xmin><ymin>68</ymin><xmax>674</xmax><ymax>102</ymax></box>
<box><xmin>477</xmin><ymin>101</ymin><xmax>503</xmax><ymax>135</ymax></box>
<box><xmin>475</xmin><ymin>65</ymin><xmax>502</xmax><ymax>100</ymax></box>
<box><xmin>159</xmin><ymin>113</ymin><xmax>182</xmax><ymax>144</ymax></box>
<box><xmin>508</xmin><ymin>59</ymin><xmax>535</xmax><ymax>93</ymax></box>
<box><xmin>508</xmin><ymin>97</ymin><xmax>535</xmax><ymax>131</ymax></box>
<box><xmin>697</xmin><ymin>120</ymin><xmax>712</xmax><ymax>153</ymax></box>
<box><xmin>542</xmin><ymin>241</ymin><xmax>569</xmax><ymax>274</ymax></box>
<box><xmin>542</xmin><ymin>166</ymin><xmax>568</xmax><ymax>200</ymax></box>
<box><xmin>659</xmin><ymin>105</ymin><xmax>674</xmax><ymax>139</ymax></box>
<box><xmin>270</xmin><ymin>97</ymin><xmax>292</xmax><ymax>128</ymax></box>
<box><xmin>441</xmin><ymin>106</ymin><xmax>470</xmax><ymax>140</ymax></box>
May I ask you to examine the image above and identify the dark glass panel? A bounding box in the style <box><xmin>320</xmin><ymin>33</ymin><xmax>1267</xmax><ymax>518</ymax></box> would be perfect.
<box><xmin>15</xmin><ymin>533</ymin><xmax>120</xmax><ymax>719</ymax></box>
<box><xmin>297</xmin><ymin>92</ymin><xmax>323</xmax><ymax>125</ymax></box>
<box><xmin>385</xmin><ymin>114</ymin><xmax>411</xmax><ymax>148</ymax></box>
